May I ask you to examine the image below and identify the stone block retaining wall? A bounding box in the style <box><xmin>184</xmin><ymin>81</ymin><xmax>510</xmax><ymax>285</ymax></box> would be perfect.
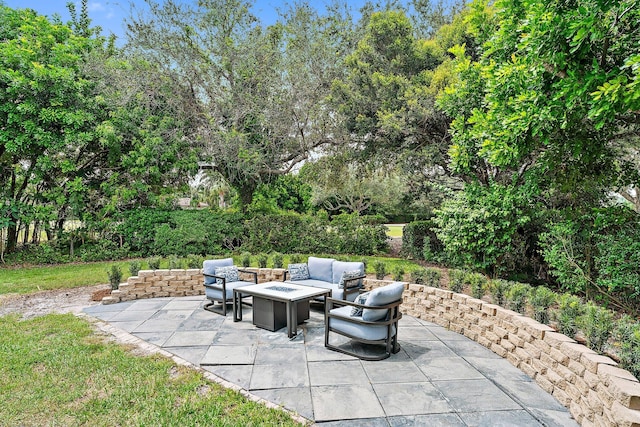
<box><xmin>101</xmin><ymin>268</ymin><xmax>640</xmax><ymax>426</ymax></box>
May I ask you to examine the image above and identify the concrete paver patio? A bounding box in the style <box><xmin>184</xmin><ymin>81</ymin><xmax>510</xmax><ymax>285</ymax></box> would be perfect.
<box><xmin>83</xmin><ymin>295</ymin><xmax>580</xmax><ymax>426</ymax></box>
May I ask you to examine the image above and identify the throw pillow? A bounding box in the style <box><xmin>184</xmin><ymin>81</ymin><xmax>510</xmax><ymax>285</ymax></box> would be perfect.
<box><xmin>350</xmin><ymin>292</ymin><xmax>370</xmax><ymax>317</ymax></box>
<box><xmin>339</xmin><ymin>269</ymin><xmax>363</xmax><ymax>289</ymax></box>
<box><xmin>214</xmin><ymin>266</ymin><xmax>239</xmax><ymax>285</ymax></box>
<box><xmin>288</xmin><ymin>263</ymin><xmax>310</xmax><ymax>280</ymax></box>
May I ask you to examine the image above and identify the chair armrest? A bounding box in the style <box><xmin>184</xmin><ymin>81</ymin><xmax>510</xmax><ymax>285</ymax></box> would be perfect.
<box><xmin>283</xmin><ymin>270</ymin><xmax>289</xmax><ymax>281</ymax></box>
<box><xmin>325</xmin><ymin>297</ymin><xmax>403</xmax><ymax>326</ymax></box>
<box><xmin>203</xmin><ymin>273</ymin><xmax>226</xmax><ymax>290</ymax></box>
<box><xmin>238</xmin><ymin>269</ymin><xmax>258</xmax><ymax>284</ymax></box>
<box><xmin>340</xmin><ymin>274</ymin><xmax>366</xmax><ymax>300</ymax></box>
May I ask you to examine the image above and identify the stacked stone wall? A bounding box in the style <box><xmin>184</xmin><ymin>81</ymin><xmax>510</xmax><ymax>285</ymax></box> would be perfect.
<box><xmin>101</xmin><ymin>269</ymin><xmax>640</xmax><ymax>426</ymax></box>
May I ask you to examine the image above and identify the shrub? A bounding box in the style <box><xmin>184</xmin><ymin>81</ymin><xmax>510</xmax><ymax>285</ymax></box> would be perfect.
<box><xmin>613</xmin><ymin>316</ymin><xmax>640</xmax><ymax>380</ymax></box>
<box><xmin>186</xmin><ymin>254</ymin><xmax>202</xmax><ymax>269</ymax></box>
<box><xmin>129</xmin><ymin>260</ymin><xmax>142</xmax><ymax>277</ymax></box>
<box><xmin>449</xmin><ymin>269</ymin><xmax>466</xmax><ymax>293</ymax></box>
<box><xmin>289</xmin><ymin>253</ymin><xmax>303</xmax><ymax>264</ymax></box>
<box><xmin>409</xmin><ymin>268</ymin><xmax>425</xmax><ymax>284</ymax></box>
<box><xmin>424</xmin><ymin>268</ymin><xmax>442</xmax><ymax>287</ymax></box>
<box><xmin>393</xmin><ymin>266</ymin><xmax>406</xmax><ymax>281</ymax></box>
<box><xmin>553</xmin><ymin>293</ymin><xmax>584</xmax><ymax>338</ymax></box>
<box><xmin>488</xmin><ymin>279</ymin><xmax>510</xmax><ymax>306</ymax></box>
<box><xmin>579</xmin><ymin>302</ymin><xmax>614</xmax><ymax>354</ymax></box>
<box><xmin>402</xmin><ymin>220</ymin><xmax>442</xmax><ymax>260</ymax></box>
<box><xmin>107</xmin><ymin>265</ymin><xmax>122</xmax><ymax>290</ymax></box>
<box><xmin>467</xmin><ymin>272</ymin><xmax>487</xmax><ymax>300</ymax></box>
<box><xmin>529</xmin><ymin>286</ymin><xmax>556</xmax><ymax>325</ymax></box>
<box><xmin>271</xmin><ymin>252</ymin><xmax>284</xmax><ymax>269</ymax></box>
<box><xmin>373</xmin><ymin>260</ymin><xmax>387</xmax><ymax>279</ymax></box>
<box><xmin>240</xmin><ymin>252</ymin><xmax>251</xmax><ymax>267</ymax></box>
<box><xmin>168</xmin><ymin>255</ymin><xmax>183</xmax><ymax>270</ymax></box>
<box><xmin>257</xmin><ymin>253</ymin><xmax>268</xmax><ymax>268</ymax></box>
<box><xmin>506</xmin><ymin>282</ymin><xmax>531</xmax><ymax>314</ymax></box>
<box><xmin>147</xmin><ymin>256</ymin><xmax>161</xmax><ymax>270</ymax></box>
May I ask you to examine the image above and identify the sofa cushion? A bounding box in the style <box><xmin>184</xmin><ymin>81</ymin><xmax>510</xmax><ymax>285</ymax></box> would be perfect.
<box><xmin>287</xmin><ymin>279</ymin><xmax>334</xmax><ymax>290</ymax></box>
<box><xmin>362</xmin><ymin>282</ymin><xmax>406</xmax><ymax>322</ymax></box>
<box><xmin>332</xmin><ymin>261</ymin><xmax>364</xmax><ymax>285</ymax></box>
<box><xmin>339</xmin><ymin>269</ymin><xmax>364</xmax><ymax>289</ymax></box>
<box><xmin>351</xmin><ymin>292</ymin><xmax>370</xmax><ymax>316</ymax></box>
<box><xmin>288</xmin><ymin>263</ymin><xmax>310</xmax><ymax>280</ymax></box>
<box><xmin>203</xmin><ymin>258</ymin><xmax>234</xmax><ymax>285</ymax></box>
<box><xmin>329</xmin><ymin>305</ymin><xmax>396</xmax><ymax>341</ymax></box>
<box><xmin>308</xmin><ymin>256</ymin><xmax>335</xmax><ymax>283</ymax></box>
<box><xmin>214</xmin><ymin>265</ymin><xmax>239</xmax><ymax>285</ymax></box>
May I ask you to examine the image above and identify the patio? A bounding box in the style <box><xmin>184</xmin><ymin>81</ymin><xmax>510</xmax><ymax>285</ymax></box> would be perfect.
<box><xmin>83</xmin><ymin>295</ymin><xmax>579</xmax><ymax>426</ymax></box>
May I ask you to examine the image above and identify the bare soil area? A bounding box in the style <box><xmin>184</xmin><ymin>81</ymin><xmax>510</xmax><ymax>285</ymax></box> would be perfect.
<box><xmin>0</xmin><ymin>284</ymin><xmax>109</xmax><ymax>319</ymax></box>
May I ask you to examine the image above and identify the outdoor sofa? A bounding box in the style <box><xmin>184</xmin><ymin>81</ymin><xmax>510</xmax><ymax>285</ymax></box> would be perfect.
<box><xmin>283</xmin><ymin>256</ymin><xmax>366</xmax><ymax>301</ymax></box>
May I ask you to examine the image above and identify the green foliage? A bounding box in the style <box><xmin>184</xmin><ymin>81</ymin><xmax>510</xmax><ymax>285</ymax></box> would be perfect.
<box><xmin>505</xmin><ymin>282</ymin><xmax>531</xmax><ymax>314</ymax></box>
<box><xmin>240</xmin><ymin>252</ymin><xmax>251</xmax><ymax>268</ymax></box>
<box><xmin>554</xmin><ymin>293</ymin><xmax>584</xmax><ymax>338</ymax></box>
<box><xmin>489</xmin><ymin>279</ymin><xmax>510</xmax><ymax>306</ymax></box>
<box><xmin>147</xmin><ymin>256</ymin><xmax>161</xmax><ymax>270</ymax></box>
<box><xmin>249</xmin><ymin>175</ymin><xmax>313</xmax><ymax>214</ymax></box>
<box><xmin>289</xmin><ymin>253</ymin><xmax>302</xmax><ymax>264</ymax></box>
<box><xmin>433</xmin><ymin>183</ymin><xmax>534</xmax><ymax>276</ymax></box>
<box><xmin>271</xmin><ymin>252</ymin><xmax>284</xmax><ymax>269</ymax></box>
<box><xmin>106</xmin><ymin>265</ymin><xmax>122</xmax><ymax>290</ymax></box>
<box><xmin>402</xmin><ymin>220</ymin><xmax>443</xmax><ymax>260</ymax></box>
<box><xmin>373</xmin><ymin>260</ymin><xmax>387</xmax><ymax>280</ymax></box>
<box><xmin>424</xmin><ymin>268</ymin><xmax>442</xmax><ymax>287</ymax></box>
<box><xmin>613</xmin><ymin>316</ymin><xmax>640</xmax><ymax>380</ymax></box>
<box><xmin>129</xmin><ymin>260</ymin><xmax>142</xmax><ymax>277</ymax></box>
<box><xmin>186</xmin><ymin>254</ymin><xmax>202</xmax><ymax>269</ymax></box>
<box><xmin>529</xmin><ymin>286</ymin><xmax>556</xmax><ymax>325</ymax></box>
<box><xmin>579</xmin><ymin>303</ymin><xmax>614</xmax><ymax>354</ymax></box>
<box><xmin>393</xmin><ymin>265</ymin><xmax>406</xmax><ymax>281</ymax></box>
<box><xmin>409</xmin><ymin>267</ymin><xmax>424</xmax><ymax>284</ymax></box>
<box><xmin>467</xmin><ymin>272</ymin><xmax>487</xmax><ymax>300</ymax></box>
<box><xmin>256</xmin><ymin>253</ymin><xmax>268</xmax><ymax>269</ymax></box>
<box><xmin>448</xmin><ymin>269</ymin><xmax>466</xmax><ymax>293</ymax></box>
<box><xmin>168</xmin><ymin>255</ymin><xmax>183</xmax><ymax>270</ymax></box>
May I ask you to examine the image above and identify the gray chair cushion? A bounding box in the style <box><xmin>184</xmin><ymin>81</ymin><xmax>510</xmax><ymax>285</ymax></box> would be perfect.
<box><xmin>332</xmin><ymin>261</ymin><xmax>364</xmax><ymax>285</ymax></box>
<box><xmin>205</xmin><ymin>280</ymin><xmax>255</xmax><ymax>300</ymax></box>
<box><xmin>288</xmin><ymin>263</ymin><xmax>310</xmax><ymax>280</ymax></box>
<box><xmin>308</xmin><ymin>256</ymin><xmax>335</xmax><ymax>283</ymax></box>
<box><xmin>215</xmin><ymin>266</ymin><xmax>239</xmax><ymax>285</ymax></box>
<box><xmin>362</xmin><ymin>282</ymin><xmax>406</xmax><ymax>322</ymax></box>
<box><xmin>203</xmin><ymin>258</ymin><xmax>234</xmax><ymax>284</ymax></box>
<box><xmin>329</xmin><ymin>306</ymin><xmax>396</xmax><ymax>341</ymax></box>
<box><xmin>351</xmin><ymin>292</ymin><xmax>370</xmax><ymax>316</ymax></box>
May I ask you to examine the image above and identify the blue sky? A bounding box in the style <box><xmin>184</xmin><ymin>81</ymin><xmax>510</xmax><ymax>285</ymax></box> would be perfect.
<box><xmin>2</xmin><ymin>0</ymin><xmax>371</xmax><ymax>43</ymax></box>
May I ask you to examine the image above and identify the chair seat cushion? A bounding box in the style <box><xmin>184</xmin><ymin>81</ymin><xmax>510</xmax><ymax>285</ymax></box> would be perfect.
<box><xmin>205</xmin><ymin>280</ymin><xmax>254</xmax><ymax>300</ymax></box>
<box><xmin>329</xmin><ymin>306</ymin><xmax>396</xmax><ymax>341</ymax></box>
<box><xmin>362</xmin><ymin>282</ymin><xmax>406</xmax><ymax>322</ymax></box>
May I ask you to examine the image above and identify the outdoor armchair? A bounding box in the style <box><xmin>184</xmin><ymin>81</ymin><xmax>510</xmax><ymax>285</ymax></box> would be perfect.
<box><xmin>324</xmin><ymin>281</ymin><xmax>405</xmax><ymax>360</ymax></box>
<box><xmin>202</xmin><ymin>258</ymin><xmax>257</xmax><ymax>316</ymax></box>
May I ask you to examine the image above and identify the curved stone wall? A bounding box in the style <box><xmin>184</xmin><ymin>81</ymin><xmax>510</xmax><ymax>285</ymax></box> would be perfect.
<box><xmin>101</xmin><ymin>268</ymin><xmax>640</xmax><ymax>426</ymax></box>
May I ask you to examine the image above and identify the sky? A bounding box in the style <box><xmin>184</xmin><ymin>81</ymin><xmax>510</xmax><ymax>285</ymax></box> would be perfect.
<box><xmin>2</xmin><ymin>0</ymin><xmax>370</xmax><ymax>44</ymax></box>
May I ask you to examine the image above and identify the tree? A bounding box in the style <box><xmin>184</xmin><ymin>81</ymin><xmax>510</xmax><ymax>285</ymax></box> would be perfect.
<box><xmin>125</xmin><ymin>0</ymin><xmax>354</xmax><ymax>209</ymax></box>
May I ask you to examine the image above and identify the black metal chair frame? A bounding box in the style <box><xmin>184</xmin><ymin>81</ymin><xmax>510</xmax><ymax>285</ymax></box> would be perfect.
<box><xmin>324</xmin><ymin>295</ymin><xmax>403</xmax><ymax>361</ymax></box>
<box><xmin>283</xmin><ymin>271</ymin><xmax>366</xmax><ymax>301</ymax></box>
<box><xmin>203</xmin><ymin>269</ymin><xmax>257</xmax><ymax>316</ymax></box>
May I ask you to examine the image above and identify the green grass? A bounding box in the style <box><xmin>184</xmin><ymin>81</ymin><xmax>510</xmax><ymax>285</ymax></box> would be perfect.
<box><xmin>385</xmin><ymin>224</ymin><xmax>404</xmax><ymax>238</ymax></box>
<box><xmin>0</xmin><ymin>313</ymin><xmax>301</xmax><ymax>426</ymax></box>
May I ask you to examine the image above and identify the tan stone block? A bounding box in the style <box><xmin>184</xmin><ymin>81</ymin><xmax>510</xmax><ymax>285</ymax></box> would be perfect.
<box><xmin>479</xmin><ymin>319</ymin><xmax>494</xmax><ymax>330</ymax></box>
<box><xmin>582</xmin><ymin>352</ymin><xmax>617</xmax><ymax>374</ymax></box>
<box><xmin>559</xmin><ymin>342</ymin><xmax>596</xmax><ymax>363</ymax></box>
<box><xmin>532</xmin><ymin>358</ymin><xmax>549</xmax><ymax>376</ymax></box>
<box><xmin>101</xmin><ymin>296</ymin><xmax>118</xmax><ymax>304</ymax></box>
<box><xmin>126</xmin><ymin>277</ymin><xmax>143</xmax><ymax>286</ymax></box>
<box><xmin>452</xmin><ymin>293</ymin><xmax>468</xmax><ymax>303</ymax></box>
<box><xmin>569</xmin><ymin>400</ymin><xmax>585</xmax><ymax>424</ymax></box>
<box><xmin>184</xmin><ymin>279</ymin><xmax>199</xmax><ymax>286</ymax></box>
<box><xmin>610</xmin><ymin>401</ymin><xmax>640</xmax><ymax>427</ymax></box>
<box><xmin>451</xmin><ymin>324</ymin><xmax>464</xmax><ymax>335</ymax></box>
<box><xmin>516</xmin><ymin>328</ymin><xmax>534</xmax><ymax>344</ymax></box>
<box><xmin>544</xmin><ymin>331</ymin><xmax>577</xmax><ymax>348</ymax></box>
<box><xmin>514</xmin><ymin>347</ymin><xmax>532</xmax><ymax>364</ymax></box>
<box><xmin>155</xmin><ymin>269</ymin><xmax>171</xmax><ymax>276</ymax></box>
<box><xmin>598</xmin><ymin>364</ymin><xmax>639</xmax><ymax>385</ymax></box>
<box><xmin>524</xmin><ymin>342</ymin><xmax>542</xmax><ymax>359</ymax></box>
<box><xmin>118</xmin><ymin>283</ymin><xmax>133</xmax><ymax>291</ymax></box>
<box><xmin>435</xmin><ymin>289</ymin><xmax>453</xmax><ymax>299</ymax></box>
<box><xmin>596</xmin><ymin>382</ymin><xmax>615</xmax><ymax>408</ymax></box>
<box><xmin>584</xmin><ymin>369</ymin><xmax>602</xmax><ymax>389</ymax></box>
<box><xmin>491</xmin><ymin>343</ymin><xmax>508</xmax><ymax>358</ymax></box>
<box><xmin>535</xmin><ymin>374</ymin><xmax>554</xmax><ymax>394</ymax></box>
<box><xmin>463</xmin><ymin>329</ymin><xmax>478</xmax><ymax>341</ymax></box>
<box><xmin>477</xmin><ymin>336</ymin><xmax>492</xmax><ymax>348</ymax></box>
<box><xmin>145</xmin><ymin>275</ymin><xmax>162</xmax><ymax>282</ymax></box>
<box><xmin>482</xmin><ymin>303</ymin><xmax>499</xmax><ymax>316</ymax></box>
<box><xmin>547</xmin><ymin>368</ymin><xmax>564</xmax><ymax>386</ymax></box>
<box><xmin>492</xmin><ymin>325</ymin><xmax>508</xmax><ymax>339</ymax></box>
<box><xmin>154</xmin><ymin>291</ymin><xmax>170</xmax><ymax>298</ymax></box>
<box><xmin>550</xmin><ymin>347</ymin><xmax>570</xmax><ymax>366</ymax></box>
<box><xmin>506</xmin><ymin>352</ymin><xmax>521</xmax><ymax>368</ymax></box>
<box><xmin>541</xmin><ymin>352</ymin><xmax>558</xmax><ymax>369</ymax></box>
<box><xmin>186</xmin><ymin>289</ymin><xmax>202</xmax><ymax>296</ymax></box>
<box><xmin>495</xmin><ymin>306</ymin><xmax>521</xmax><ymax>321</ymax></box>
<box><xmin>500</xmin><ymin>338</ymin><xmax>516</xmax><ymax>353</ymax></box>
<box><xmin>587</xmin><ymin>389</ymin><xmax>604</xmax><ymax>413</ymax></box>
<box><xmin>138</xmin><ymin>270</ymin><xmax>155</xmax><ymax>278</ymax></box>
<box><xmin>483</xmin><ymin>331</ymin><xmax>501</xmax><ymax>345</ymax></box>
<box><xmin>508</xmin><ymin>333</ymin><xmax>525</xmax><ymax>348</ymax></box>
<box><xmin>533</xmin><ymin>338</ymin><xmax>552</xmax><ymax>354</ymax></box>
<box><xmin>502</xmin><ymin>320</ymin><xmax>519</xmax><ymax>334</ymax></box>
<box><xmin>607</xmin><ymin>376</ymin><xmax>640</xmax><ymax>410</ymax></box>
<box><xmin>552</xmin><ymin>386</ymin><xmax>571</xmax><ymax>406</ymax></box>
<box><xmin>433</xmin><ymin>317</ymin><xmax>449</xmax><ymax>328</ymax></box>
<box><xmin>566</xmin><ymin>382</ymin><xmax>583</xmax><ymax>402</ymax></box>
<box><xmin>520</xmin><ymin>362</ymin><xmax>538</xmax><ymax>379</ymax></box>
<box><xmin>119</xmin><ymin>295</ymin><xmax>136</xmax><ymax>302</ymax></box>
<box><xmin>186</xmin><ymin>268</ymin><xmax>201</xmax><ymax>275</ymax></box>
<box><xmin>575</xmin><ymin>376</ymin><xmax>590</xmax><ymax>395</ymax></box>
<box><xmin>408</xmin><ymin>283</ymin><xmax>424</xmax><ymax>292</ymax></box>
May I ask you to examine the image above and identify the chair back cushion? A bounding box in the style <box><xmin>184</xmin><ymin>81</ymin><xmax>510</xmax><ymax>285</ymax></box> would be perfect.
<box><xmin>288</xmin><ymin>263</ymin><xmax>310</xmax><ymax>280</ymax></box>
<box><xmin>215</xmin><ymin>266</ymin><xmax>239</xmax><ymax>285</ymax></box>
<box><xmin>332</xmin><ymin>261</ymin><xmax>364</xmax><ymax>285</ymax></box>
<box><xmin>203</xmin><ymin>258</ymin><xmax>234</xmax><ymax>284</ymax></box>
<box><xmin>362</xmin><ymin>281</ymin><xmax>406</xmax><ymax>322</ymax></box>
<box><xmin>307</xmin><ymin>256</ymin><xmax>335</xmax><ymax>283</ymax></box>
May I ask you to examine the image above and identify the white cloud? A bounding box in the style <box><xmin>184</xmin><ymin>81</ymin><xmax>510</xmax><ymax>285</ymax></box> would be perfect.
<box><xmin>88</xmin><ymin>2</ymin><xmax>106</xmax><ymax>12</ymax></box>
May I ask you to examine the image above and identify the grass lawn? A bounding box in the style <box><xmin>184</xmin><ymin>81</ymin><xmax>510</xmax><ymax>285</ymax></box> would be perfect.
<box><xmin>0</xmin><ymin>313</ymin><xmax>300</xmax><ymax>426</ymax></box>
<box><xmin>385</xmin><ymin>224</ymin><xmax>404</xmax><ymax>238</ymax></box>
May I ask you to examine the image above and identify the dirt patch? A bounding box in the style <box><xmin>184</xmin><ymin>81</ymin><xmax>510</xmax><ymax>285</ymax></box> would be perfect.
<box><xmin>0</xmin><ymin>284</ymin><xmax>108</xmax><ymax>319</ymax></box>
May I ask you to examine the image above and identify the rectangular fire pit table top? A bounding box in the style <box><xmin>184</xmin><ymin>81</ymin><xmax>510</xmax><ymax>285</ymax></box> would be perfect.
<box><xmin>232</xmin><ymin>281</ymin><xmax>331</xmax><ymax>338</ymax></box>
